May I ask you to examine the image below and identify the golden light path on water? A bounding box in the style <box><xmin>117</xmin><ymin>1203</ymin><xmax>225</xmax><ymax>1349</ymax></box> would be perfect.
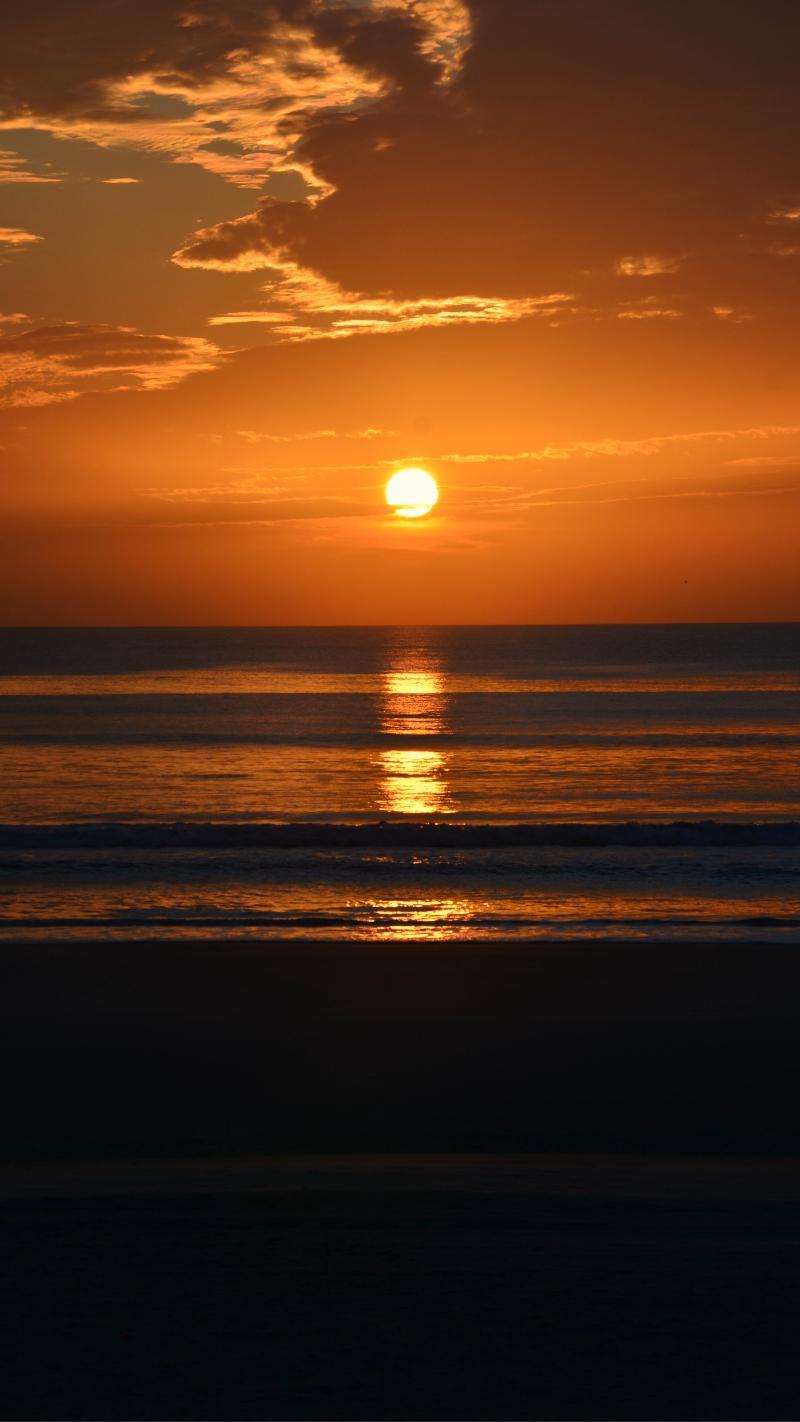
<box><xmin>379</xmin><ymin>749</ymin><xmax>449</xmax><ymax>816</ymax></box>
<box><xmin>367</xmin><ymin>635</ymin><xmax>460</xmax><ymax>933</ymax></box>
<box><xmin>4</xmin><ymin>628</ymin><xmax>797</xmax><ymax>943</ymax></box>
<box><xmin>378</xmin><ymin>641</ymin><xmax>452</xmax><ymax>817</ymax></box>
<box><xmin>363</xmin><ymin>897</ymin><xmax>478</xmax><ymax>941</ymax></box>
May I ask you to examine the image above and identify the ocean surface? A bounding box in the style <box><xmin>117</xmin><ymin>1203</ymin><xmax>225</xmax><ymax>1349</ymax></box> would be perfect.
<box><xmin>1</xmin><ymin>624</ymin><xmax>798</xmax><ymax>940</ymax></box>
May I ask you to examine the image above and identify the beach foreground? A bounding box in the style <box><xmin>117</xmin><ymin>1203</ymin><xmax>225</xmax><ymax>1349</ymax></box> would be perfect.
<box><xmin>2</xmin><ymin>938</ymin><xmax>800</xmax><ymax>1419</ymax></box>
<box><xmin>4</xmin><ymin>938</ymin><xmax>800</xmax><ymax>1158</ymax></box>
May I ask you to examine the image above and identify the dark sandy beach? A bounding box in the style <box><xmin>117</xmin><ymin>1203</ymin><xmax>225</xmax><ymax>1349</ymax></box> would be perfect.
<box><xmin>4</xmin><ymin>937</ymin><xmax>800</xmax><ymax>1158</ymax></box>
<box><xmin>3</xmin><ymin>938</ymin><xmax>800</xmax><ymax>1419</ymax></box>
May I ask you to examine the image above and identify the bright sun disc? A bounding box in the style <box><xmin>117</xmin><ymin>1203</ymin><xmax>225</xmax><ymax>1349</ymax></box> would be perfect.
<box><xmin>385</xmin><ymin>467</ymin><xmax>439</xmax><ymax>518</ymax></box>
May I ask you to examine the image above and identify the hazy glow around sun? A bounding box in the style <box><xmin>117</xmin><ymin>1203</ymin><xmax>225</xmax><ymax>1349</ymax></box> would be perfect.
<box><xmin>385</xmin><ymin>467</ymin><xmax>439</xmax><ymax>518</ymax></box>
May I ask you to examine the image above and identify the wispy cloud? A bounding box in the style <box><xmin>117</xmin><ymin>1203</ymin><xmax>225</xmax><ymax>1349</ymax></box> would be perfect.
<box><xmin>148</xmin><ymin>459</ymin><xmax>800</xmax><ymax>531</ymax></box>
<box><xmin>725</xmin><ymin>453</ymin><xmax>800</xmax><ymax>469</ymax></box>
<box><xmin>0</xmin><ymin>322</ymin><xmax>222</xmax><ymax>406</ymax></box>
<box><xmin>617</xmin><ymin>307</ymin><xmax>682</xmax><ymax>320</ymax></box>
<box><xmin>235</xmin><ymin>426</ymin><xmax>398</xmax><ymax>444</ymax></box>
<box><xmin>0</xmin><ymin>227</ymin><xmax>43</xmax><ymax>258</ymax></box>
<box><xmin>517</xmin><ymin>477</ymin><xmax>800</xmax><ymax>512</ymax></box>
<box><xmin>614</xmin><ymin>254</ymin><xmax>683</xmax><ymax>277</ymax></box>
<box><xmin>176</xmin><ymin>218</ymin><xmax>571</xmax><ymax>339</ymax></box>
<box><xmin>447</xmin><ymin>463</ymin><xmax>800</xmax><ymax>516</ymax></box>
<box><xmin>712</xmin><ymin>304</ymin><xmax>752</xmax><ymax>322</ymax></box>
<box><xmin>0</xmin><ymin>149</ymin><xmax>61</xmax><ymax>183</ymax></box>
<box><xmin>147</xmin><ymin>466</ymin><xmax>379</xmax><ymax>524</ymax></box>
<box><xmin>210</xmin><ymin>287</ymin><xmax>571</xmax><ymax>340</ymax></box>
<box><xmin>433</xmin><ymin>424</ymin><xmax>800</xmax><ymax>465</ymax></box>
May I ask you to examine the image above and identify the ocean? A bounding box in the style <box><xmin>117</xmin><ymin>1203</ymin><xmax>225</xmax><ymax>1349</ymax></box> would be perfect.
<box><xmin>1</xmin><ymin>624</ymin><xmax>798</xmax><ymax>941</ymax></box>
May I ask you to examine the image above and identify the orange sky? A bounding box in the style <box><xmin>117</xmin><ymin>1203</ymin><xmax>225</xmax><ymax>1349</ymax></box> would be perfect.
<box><xmin>1</xmin><ymin>0</ymin><xmax>799</xmax><ymax>624</ymax></box>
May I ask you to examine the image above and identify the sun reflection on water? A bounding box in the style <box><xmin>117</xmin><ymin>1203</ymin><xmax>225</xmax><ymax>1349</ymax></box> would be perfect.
<box><xmin>356</xmin><ymin>896</ymin><xmax>476</xmax><ymax>940</ymax></box>
<box><xmin>384</xmin><ymin>669</ymin><xmax>445</xmax><ymax>699</ymax></box>
<box><xmin>380</xmin><ymin>668</ymin><xmax>447</xmax><ymax>736</ymax></box>
<box><xmin>379</xmin><ymin>747</ymin><xmax>451</xmax><ymax>816</ymax></box>
<box><xmin>378</xmin><ymin>634</ymin><xmax>454</xmax><ymax>815</ymax></box>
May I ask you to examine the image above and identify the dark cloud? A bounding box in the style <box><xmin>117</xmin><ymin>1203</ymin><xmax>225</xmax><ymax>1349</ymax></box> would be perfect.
<box><xmin>156</xmin><ymin>0</ymin><xmax>800</xmax><ymax>330</ymax></box>
<box><xmin>4</xmin><ymin>4</ymin><xmax>800</xmax><ymax>370</ymax></box>
<box><xmin>0</xmin><ymin>1</ymin><xmax>463</xmax><ymax>204</ymax></box>
<box><xmin>173</xmin><ymin>198</ymin><xmax>314</xmax><ymax>272</ymax></box>
<box><xmin>0</xmin><ymin>1</ymin><xmax>304</xmax><ymax>122</ymax></box>
<box><xmin>295</xmin><ymin>0</ymin><xmax>800</xmax><ymax>290</ymax></box>
<box><xmin>312</xmin><ymin>7</ymin><xmax>439</xmax><ymax>91</ymax></box>
<box><xmin>0</xmin><ymin>1</ymin><xmax>450</xmax><ymax>125</ymax></box>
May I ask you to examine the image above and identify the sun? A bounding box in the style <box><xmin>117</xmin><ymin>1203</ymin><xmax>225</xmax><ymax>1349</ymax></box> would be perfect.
<box><xmin>385</xmin><ymin>467</ymin><xmax>439</xmax><ymax>519</ymax></box>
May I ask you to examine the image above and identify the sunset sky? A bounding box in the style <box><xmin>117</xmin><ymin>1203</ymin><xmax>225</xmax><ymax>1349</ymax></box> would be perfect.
<box><xmin>1</xmin><ymin>0</ymin><xmax>799</xmax><ymax>624</ymax></box>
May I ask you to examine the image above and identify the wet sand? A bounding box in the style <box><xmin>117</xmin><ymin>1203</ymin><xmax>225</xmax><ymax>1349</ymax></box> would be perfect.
<box><xmin>2</xmin><ymin>938</ymin><xmax>800</xmax><ymax>1418</ymax></box>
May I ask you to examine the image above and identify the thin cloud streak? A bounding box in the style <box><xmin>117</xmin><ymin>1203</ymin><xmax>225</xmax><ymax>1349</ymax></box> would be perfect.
<box><xmin>0</xmin><ymin>321</ymin><xmax>223</xmax><ymax>406</ymax></box>
<box><xmin>435</xmin><ymin>424</ymin><xmax>800</xmax><ymax>465</ymax></box>
<box><xmin>615</xmin><ymin>254</ymin><xmax>683</xmax><ymax>276</ymax></box>
<box><xmin>0</xmin><ymin>226</ymin><xmax>43</xmax><ymax>252</ymax></box>
<box><xmin>178</xmin><ymin>220</ymin><xmax>572</xmax><ymax>340</ymax></box>
<box><xmin>0</xmin><ymin>149</ymin><xmax>61</xmax><ymax>183</ymax></box>
<box><xmin>234</xmin><ymin>425</ymin><xmax>398</xmax><ymax>443</ymax></box>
